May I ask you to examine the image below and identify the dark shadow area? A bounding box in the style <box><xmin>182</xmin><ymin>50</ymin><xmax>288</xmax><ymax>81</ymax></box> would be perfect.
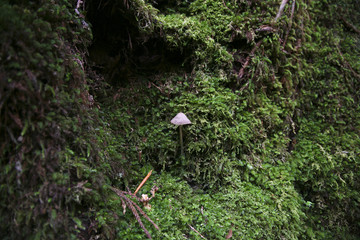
<box><xmin>149</xmin><ymin>0</ymin><xmax>194</xmax><ymax>14</ymax></box>
<box><xmin>86</xmin><ymin>0</ymin><xmax>189</xmax><ymax>87</ymax></box>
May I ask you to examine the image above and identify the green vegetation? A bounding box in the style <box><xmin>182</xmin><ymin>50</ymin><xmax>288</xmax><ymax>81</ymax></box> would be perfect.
<box><xmin>1</xmin><ymin>0</ymin><xmax>359</xmax><ymax>239</ymax></box>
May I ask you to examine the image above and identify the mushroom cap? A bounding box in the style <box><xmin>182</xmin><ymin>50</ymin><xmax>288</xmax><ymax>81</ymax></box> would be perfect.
<box><xmin>171</xmin><ymin>112</ymin><xmax>191</xmax><ymax>125</ymax></box>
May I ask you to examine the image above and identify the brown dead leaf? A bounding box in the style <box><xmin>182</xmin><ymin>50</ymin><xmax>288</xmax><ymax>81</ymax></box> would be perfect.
<box><xmin>225</xmin><ymin>228</ymin><xmax>232</xmax><ymax>239</ymax></box>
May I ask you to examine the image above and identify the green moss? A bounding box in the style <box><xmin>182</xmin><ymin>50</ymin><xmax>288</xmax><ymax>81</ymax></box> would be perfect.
<box><xmin>1</xmin><ymin>0</ymin><xmax>359</xmax><ymax>239</ymax></box>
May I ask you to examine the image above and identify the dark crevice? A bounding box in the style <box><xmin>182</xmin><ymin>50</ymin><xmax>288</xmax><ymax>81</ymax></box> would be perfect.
<box><xmin>86</xmin><ymin>0</ymin><xmax>189</xmax><ymax>87</ymax></box>
<box><xmin>149</xmin><ymin>0</ymin><xmax>194</xmax><ymax>15</ymax></box>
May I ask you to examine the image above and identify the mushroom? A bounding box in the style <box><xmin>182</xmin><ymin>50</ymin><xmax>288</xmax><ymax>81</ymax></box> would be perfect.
<box><xmin>171</xmin><ymin>112</ymin><xmax>191</xmax><ymax>156</ymax></box>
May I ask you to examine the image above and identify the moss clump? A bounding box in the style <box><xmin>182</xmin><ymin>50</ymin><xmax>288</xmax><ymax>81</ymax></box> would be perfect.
<box><xmin>1</xmin><ymin>0</ymin><xmax>359</xmax><ymax>239</ymax></box>
<box><xmin>102</xmin><ymin>0</ymin><xmax>360</xmax><ymax>238</ymax></box>
<box><xmin>0</xmin><ymin>0</ymin><xmax>112</xmax><ymax>238</ymax></box>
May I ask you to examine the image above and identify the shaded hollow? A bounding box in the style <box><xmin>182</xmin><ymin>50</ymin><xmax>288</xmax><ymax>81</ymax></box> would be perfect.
<box><xmin>86</xmin><ymin>0</ymin><xmax>189</xmax><ymax>87</ymax></box>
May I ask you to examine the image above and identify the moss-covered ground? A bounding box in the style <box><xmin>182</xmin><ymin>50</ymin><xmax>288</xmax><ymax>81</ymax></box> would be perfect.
<box><xmin>1</xmin><ymin>0</ymin><xmax>359</xmax><ymax>239</ymax></box>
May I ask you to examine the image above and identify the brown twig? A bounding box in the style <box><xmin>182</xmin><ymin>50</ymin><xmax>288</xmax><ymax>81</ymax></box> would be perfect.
<box><xmin>134</xmin><ymin>169</ymin><xmax>153</xmax><ymax>194</ymax></box>
<box><xmin>283</xmin><ymin>0</ymin><xmax>296</xmax><ymax>47</ymax></box>
<box><xmin>340</xmin><ymin>15</ymin><xmax>360</xmax><ymax>35</ymax></box>
<box><xmin>149</xmin><ymin>81</ymin><xmax>163</xmax><ymax>93</ymax></box>
<box><xmin>110</xmin><ymin>186</ymin><xmax>159</xmax><ymax>239</ymax></box>
<box><xmin>124</xmin><ymin>196</ymin><xmax>153</xmax><ymax>239</ymax></box>
<box><xmin>128</xmin><ymin>29</ymin><xmax>133</xmax><ymax>49</ymax></box>
<box><xmin>336</xmin><ymin>45</ymin><xmax>360</xmax><ymax>79</ymax></box>
<box><xmin>188</xmin><ymin>224</ymin><xmax>207</xmax><ymax>239</ymax></box>
<box><xmin>237</xmin><ymin>40</ymin><xmax>263</xmax><ymax>85</ymax></box>
<box><xmin>222</xmin><ymin>0</ymin><xmax>231</xmax><ymax>11</ymax></box>
<box><xmin>132</xmin><ymin>200</ymin><xmax>159</xmax><ymax>230</ymax></box>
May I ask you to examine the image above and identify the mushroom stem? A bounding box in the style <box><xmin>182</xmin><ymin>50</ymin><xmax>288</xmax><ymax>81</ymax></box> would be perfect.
<box><xmin>170</xmin><ymin>112</ymin><xmax>191</xmax><ymax>156</ymax></box>
<box><xmin>179</xmin><ymin>125</ymin><xmax>184</xmax><ymax>155</ymax></box>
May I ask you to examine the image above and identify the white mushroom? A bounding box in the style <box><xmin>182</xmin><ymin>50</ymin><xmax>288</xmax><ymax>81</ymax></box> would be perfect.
<box><xmin>171</xmin><ymin>112</ymin><xmax>191</xmax><ymax>156</ymax></box>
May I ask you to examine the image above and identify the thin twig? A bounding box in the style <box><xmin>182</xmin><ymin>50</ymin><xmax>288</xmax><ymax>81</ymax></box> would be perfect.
<box><xmin>75</xmin><ymin>0</ymin><xmax>89</xmax><ymax>28</ymax></box>
<box><xmin>149</xmin><ymin>82</ymin><xmax>163</xmax><ymax>93</ymax></box>
<box><xmin>283</xmin><ymin>0</ymin><xmax>296</xmax><ymax>47</ymax></box>
<box><xmin>188</xmin><ymin>224</ymin><xmax>207</xmax><ymax>239</ymax></box>
<box><xmin>336</xmin><ymin>44</ymin><xmax>360</xmax><ymax>79</ymax></box>
<box><xmin>76</xmin><ymin>0</ymin><xmax>83</xmax><ymax>9</ymax></box>
<box><xmin>237</xmin><ymin>40</ymin><xmax>263</xmax><ymax>84</ymax></box>
<box><xmin>127</xmin><ymin>29</ymin><xmax>133</xmax><ymax>50</ymax></box>
<box><xmin>134</xmin><ymin>169</ymin><xmax>153</xmax><ymax>194</ymax></box>
<box><xmin>340</xmin><ymin>15</ymin><xmax>360</xmax><ymax>35</ymax></box>
<box><xmin>124</xmin><ymin>197</ymin><xmax>152</xmax><ymax>239</ymax></box>
<box><xmin>222</xmin><ymin>0</ymin><xmax>231</xmax><ymax>11</ymax></box>
<box><xmin>110</xmin><ymin>186</ymin><xmax>159</xmax><ymax>239</ymax></box>
<box><xmin>132</xmin><ymin>200</ymin><xmax>160</xmax><ymax>230</ymax></box>
<box><xmin>274</xmin><ymin>0</ymin><xmax>289</xmax><ymax>22</ymax></box>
